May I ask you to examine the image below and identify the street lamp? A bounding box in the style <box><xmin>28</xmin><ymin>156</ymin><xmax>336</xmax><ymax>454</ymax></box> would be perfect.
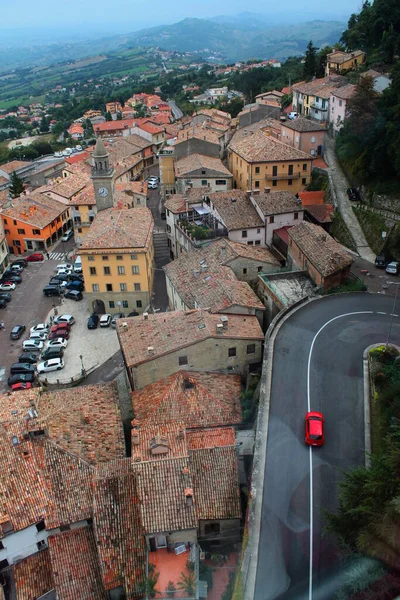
<box><xmin>386</xmin><ymin>282</ymin><xmax>400</xmax><ymax>347</ymax></box>
<box><xmin>79</xmin><ymin>354</ymin><xmax>86</xmax><ymax>378</ymax></box>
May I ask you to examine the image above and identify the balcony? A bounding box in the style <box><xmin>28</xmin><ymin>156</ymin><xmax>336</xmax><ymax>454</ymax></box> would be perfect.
<box><xmin>310</xmin><ymin>103</ymin><xmax>328</xmax><ymax>111</ymax></box>
<box><xmin>267</xmin><ymin>172</ymin><xmax>301</xmax><ymax>181</ymax></box>
<box><xmin>176</xmin><ymin>219</ymin><xmax>228</xmax><ymax>249</ymax></box>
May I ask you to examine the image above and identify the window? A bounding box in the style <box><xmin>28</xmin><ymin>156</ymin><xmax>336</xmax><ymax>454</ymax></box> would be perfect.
<box><xmin>13</xmin><ymin>240</ymin><xmax>21</xmax><ymax>247</ymax></box>
<box><xmin>102</xmin><ymin>256</ymin><xmax>109</xmax><ymax>261</ymax></box>
<box><xmin>269</xmin><ymin>216</ymin><xmax>274</xmax><ymax>224</ymax></box>
<box><xmin>116</xmin><ymin>255</ymin><xmax>123</xmax><ymax>260</ymax></box>
<box><xmin>241</xmin><ymin>230</ymin><xmax>247</xmax><ymax>238</ymax></box>
<box><xmin>288</xmin><ymin>179</ymin><xmax>293</xmax><ymax>186</ymax></box>
<box><xmin>272</xmin><ymin>180</ymin><xmax>277</xmax><ymax>187</ymax></box>
<box><xmin>78</xmin><ymin>228</ymin><xmax>82</xmax><ymax>233</ymax></box>
<box><xmin>134</xmin><ymin>283</ymin><xmax>141</xmax><ymax>291</ymax></box>
<box><xmin>201</xmin><ymin>180</ymin><xmax>207</xmax><ymax>186</ymax></box>
<box><xmin>215</xmin><ymin>180</ymin><xmax>226</xmax><ymax>185</ymax></box>
<box><xmin>228</xmin><ymin>347</ymin><xmax>236</xmax><ymax>357</ymax></box>
<box><xmin>255</xmin><ymin>240</ymin><xmax>261</xmax><ymax>245</ymax></box>
<box><xmin>106</xmin><ymin>284</ymin><xmax>113</xmax><ymax>292</ymax></box>
<box><xmin>117</xmin><ymin>266</ymin><xmax>125</xmax><ymax>275</ymax></box>
<box><xmin>109</xmin><ymin>301</ymin><xmax>115</xmax><ymax>308</ymax></box>
<box><xmin>132</xmin><ymin>265</ymin><xmax>140</xmax><ymax>274</ymax></box>
<box><xmin>74</xmin><ymin>205</ymin><xmax>79</xmax><ymax>211</ymax></box>
<box><xmin>255</xmin><ymin>180</ymin><xmax>260</xmax><ymax>188</ymax></box>
<box><xmin>257</xmin><ymin>228</ymin><xmax>261</xmax><ymax>233</ymax></box>
<box><xmin>104</xmin><ymin>266</ymin><xmax>111</xmax><ymax>275</ymax></box>
<box><xmin>179</xmin><ymin>355</ymin><xmax>188</xmax><ymax>366</ymax></box>
<box><xmin>294</xmin><ymin>212</ymin><xmax>299</xmax><ymax>220</ymax></box>
<box><xmin>0</xmin><ymin>542</ymin><xmax>3</xmax><ymax>550</ymax></box>
<box><xmin>255</xmin><ymin>166</ymin><xmax>260</xmax><ymax>174</ymax></box>
<box><xmin>302</xmin><ymin>178</ymin><xmax>307</xmax><ymax>185</ymax></box>
<box><xmin>288</xmin><ymin>165</ymin><xmax>293</xmax><ymax>176</ymax></box>
<box><xmin>339</xmin><ymin>100</ymin><xmax>343</xmax><ymax>107</ymax></box>
<box><xmin>303</xmin><ymin>163</ymin><xmax>308</xmax><ymax>171</ymax></box>
<box><xmin>17</xmin><ymin>228</ymin><xmax>25</xmax><ymax>234</ymax></box>
<box><xmin>258</xmin><ymin>266</ymin><xmax>263</xmax><ymax>273</ymax></box>
<box><xmin>131</xmin><ymin>253</ymin><xmax>138</xmax><ymax>260</ymax></box>
<box><xmin>136</xmin><ymin>300</ymin><xmax>142</xmax><ymax>308</ymax></box>
<box><xmin>32</xmin><ymin>229</ymin><xmax>40</xmax><ymax>235</ymax></box>
<box><xmin>247</xmin><ymin>241</ymin><xmax>254</xmax><ymax>245</ymax></box>
<box><xmin>3</xmin><ymin>219</ymin><xmax>7</xmax><ymax>224</ymax></box>
<box><xmin>13</xmin><ymin>220</ymin><xmax>17</xmax><ymax>225</ymax></box>
<box><xmin>204</xmin><ymin>523</ymin><xmax>220</xmax><ymax>535</ymax></box>
<box><xmin>122</xmin><ymin>300</ymin><xmax>129</xmax><ymax>308</ymax></box>
<box><xmin>36</xmin><ymin>520</ymin><xmax>46</xmax><ymax>532</ymax></box>
<box><xmin>92</xmin><ymin>284</ymin><xmax>99</xmax><ymax>292</ymax></box>
<box><xmin>4</xmin><ymin>229</ymin><xmax>10</xmax><ymax>235</ymax></box>
<box><xmin>247</xmin><ymin>344</ymin><xmax>256</xmax><ymax>354</ymax></box>
<box><xmin>88</xmin><ymin>255</ymin><xmax>94</xmax><ymax>261</ymax></box>
<box><xmin>272</xmin><ymin>166</ymin><xmax>278</xmax><ymax>177</ymax></box>
<box><xmin>243</xmin><ymin>268</ymin><xmax>247</xmax><ymax>275</ymax></box>
<box><xmin>120</xmin><ymin>283</ymin><xmax>127</xmax><ymax>291</ymax></box>
<box><xmin>89</xmin><ymin>267</ymin><xmax>96</xmax><ymax>275</ymax></box>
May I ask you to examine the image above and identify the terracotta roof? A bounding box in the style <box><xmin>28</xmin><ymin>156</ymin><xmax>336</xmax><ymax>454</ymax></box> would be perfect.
<box><xmin>65</xmin><ymin>150</ymin><xmax>89</xmax><ymax>165</ymax></box>
<box><xmin>131</xmin><ymin>371</ymin><xmax>242</xmax><ymax>430</ymax></box>
<box><xmin>305</xmin><ymin>203</ymin><xmax>334</xmax><ymax>224</ymax></box>
<box><xmin>292</xmin><ymin>75</ymin><xmax>348</xmax><ymax>100</ymax></box>
<box><xmin>187</xmin><ymin>427</ymin><xmax>236</xmax><ymax>450</ymax></box>
<box><xmin>177</xmin><ymin>125</ymin><xmax>220</xmax><ymax>146</ymax></box>
<box><xmin>67</xmin><ymin>184</ymin><xmax>97</xmax><ymax>206</ymax></box>
<box><xmin>282</xmin><ymin>118</ymin><xmax>325</xmax><ymax>132</ymax></box>
<box><xmin>164</xmin><ymin>241</ymin><xmax>265</xmax><ymax>313</ymax></box>
<box><xmin>131</xmin><ymin>421</ymin><xmax>189</xmax><ymax>462</ymax></box>
<box><xmin>14</xmin><ymin>549</ymin><xmax>54</xmax><ymax>600</ymax></box>
<box><xmin>1</xmin><ymin>192</ymin><xmax>68</xmax><ymax>230</ymax></box>
<box><xmin>149</xmin><ymin>113</ymin><xmax>171</xmax><ymax>125</ymax></box>
<box><xmin>330</xmin><ymin>83</ymin><xmax>356</xmax><ymax>100</ymax></box>
<box><xmin>175</xmin><ymin>154</ymin><xmax>232</xmax><ymax>178</ymax></box>
<box><xmin>251</xmin><ymin>191</ymin><xmax>303</xmax><ymax>216</ymax></box>
<box><xmin>297</xmin><ymin>190</ymin><xmax>325</xmax><ymax>205</ymax></box>
<box><xmin>0</xmin><ymin>176</ymin><xmax>8</xmax><ymax>185</ymax></box>
<box><xmin>229</xmin><ymin>122</ymin><xmax>312</xmax><ymax>163</ymax></box>
<box><xmin>117</xmin><ymin>309</ymin><xmax>264</xmax><ymax>369</ymax></box>
<box><xmin>190</xmin><ymin>445</ymin><xmax>241</xmax><ymax>520</ymax></box>
<box><xmin>361</xmin><ymin>69</ymin><xmax>383</xmax><ymax>79</ymax></box>
<box><xmin>105</xmin><ymin>138</ymin><xmax>140</xmax><ymax>164</ymax></box>
<box><xmin>125</xmin><ymin>134</ymin><xmax>153</xmax><ymax>152</ymax></box>
<box><xmin>136</xmin><ymin>122</ymin><xmax>165</xmax><ymax>135</ymax></box>
<box><xmin>327</xmin><ymin>50</ymin><xmax>365</xmax><ymax>65</ymax></box>
<box><xmin>196</xmin><ymin>109</ymin><xmax>231</xmax><ymax>122</ymax></box>
<box><xmin>37</xmin><ymin>383</ymin><xmax>125</xmax><ymax>464</ymax></box>
<box><xmin>133</xmin><ymin>457</ymin><xmax>197</xmax><ymax>534</ymax></box>
<box><xmin>225</xmin><ymin>239</ymin><xmax>280</xmax><ymax>264</ymax></box>
<box><xmin>49</xmin><ymin>527</ymin><xmax>107</xmax><ymax>600</ymax></box>
<box><xmin>0</xmin><ymin>160</ymin><xmax>32</xmax><ymax>174</ymax></box>
<box><xmin>79</xmin><ymin>207</ymin><xmax>153</xmax><ymax>252</ymax></box>
<box><xmin>39</xmin><ymin>439</ymin><xmax>93</xmax><ymax>529</ymax></box>
<box><xmin>288</xmin><ymin>221</ymin><xmax>353</xmax><ymax>276</ymax></box>
<box><xmin>208</xmin><ymin>190</ymin><xmax>263</xmax><ymax>229</ymax></box>
<box><xmin>93</xmin><ymin>459</ymin><xmax>146</xmax><ymax>595</ymax></box>
<box><xmin>93</xmin><ymin>121</ymin><xmax>128</xmax><ymax>132</ymax></box>
<box><xmin>43</xmin><ymin>173</ymin><xmax>88</xmax><ymax>199</ymax></box>
<box><xmin>165</xmin><ymin>194</ymin><xmax>187</xmax><ymax>213</ymax></box>
<box><xmin>113</xmin><ymin>155</ymin><xmax>143</xmax><ymax>180</ymax></box>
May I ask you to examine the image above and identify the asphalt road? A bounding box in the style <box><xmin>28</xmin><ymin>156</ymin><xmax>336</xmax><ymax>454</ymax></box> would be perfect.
<box><xmin>168</xmin><ymin>99</ymin><xmax>183</xmax><ymax>120</ymax></box>
<box><xmin>255</xmin><ymin>293</ymin><xmax>400</xmax><ymax>600</ymax></box>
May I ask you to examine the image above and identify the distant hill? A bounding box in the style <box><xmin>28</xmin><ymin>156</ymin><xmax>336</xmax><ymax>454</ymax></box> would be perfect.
<box><xmin>0</xmin><ymin>14</ymin><xmax>346</xmax><ymax>72</ymax></box>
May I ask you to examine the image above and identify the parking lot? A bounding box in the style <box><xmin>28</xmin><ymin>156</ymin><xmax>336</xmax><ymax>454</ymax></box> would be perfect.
<box><xmin>0</xmin><ymin>247</ymin><xmax>120</xmax><ymax>391</ymax></box>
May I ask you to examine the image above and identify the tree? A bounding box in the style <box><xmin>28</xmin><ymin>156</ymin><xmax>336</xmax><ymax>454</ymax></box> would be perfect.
<box><xmin>85</xmin><ymin>118</ymin><xmax>93</xmax><ymax>136</ymax></box>
<box><xmin>9</xmin><ymin>171</ymin><xmax>25</xmax><ymax>198</ymax></box>
<box><xmin>303</xmin><ymin>41</ymin><xmax>318</xmax><ymax>81</ymax></box>
<box><xmin>40</xmin><ymin>116</ymin><xmax>49</xmax><ymax>133</ymax></box>
<box><xmin>316</xmin><ymin>46</ymin><xmax>332</xmax><ymax>78</ymax></box>
<box><xmin>105</xmin><ymin>111</ymin><xmax>113</xmax><ymax>121</ymax></box>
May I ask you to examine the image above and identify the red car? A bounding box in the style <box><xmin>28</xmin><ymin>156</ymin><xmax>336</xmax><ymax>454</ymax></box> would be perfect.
<box><xmin>11</xmin><ymin>382</ymin><xmax>33</xmax><ymax>391</ymax></box>
<box><xmin>305</xmin><ymin>412</ymin><xmax>325</xmax><ymax>447</ymax></box>
<box><xmin>50</xmin><ymin>323</ymin><xmax>71</xmax><ymax>334</ymax></box>
<box><xmin>48</xmin><ymin>330</ymin><xmax>69</xmax><ymax>340</ymax></box>
<box><xmin>26</xmin><ymin>253</ymin><xmax>44</xmax><ymax>262</ymax></box>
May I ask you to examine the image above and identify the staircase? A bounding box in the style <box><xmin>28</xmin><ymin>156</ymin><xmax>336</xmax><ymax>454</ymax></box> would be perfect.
<box><xmin>153</xmin><ymin>228</ymin><xmax>170</xmax><ymax>265</ymax></box>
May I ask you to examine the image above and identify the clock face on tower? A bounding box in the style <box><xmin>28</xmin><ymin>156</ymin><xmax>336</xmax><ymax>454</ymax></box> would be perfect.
<box><xmin>98</xmin><ymin>187</ymin><xmax>109</xmax><ymax>197</ymax></box>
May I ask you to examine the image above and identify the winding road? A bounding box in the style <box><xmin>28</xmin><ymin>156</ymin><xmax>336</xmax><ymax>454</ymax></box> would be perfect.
<box><xmin>254</xmin><ymin>293</ymin><xmax>400</xmax><ymax>600</ymax></box>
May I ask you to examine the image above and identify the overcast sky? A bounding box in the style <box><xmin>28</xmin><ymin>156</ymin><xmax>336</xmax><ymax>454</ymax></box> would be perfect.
<box><xmin>0</xmin><ymin>0</ymin><xmax>361</xmax><ymax>31</ymax></box>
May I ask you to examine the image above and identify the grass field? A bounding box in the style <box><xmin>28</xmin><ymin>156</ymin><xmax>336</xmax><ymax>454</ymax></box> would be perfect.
<box><xmin>0</xmin><ymin>94</ymin><xmax>46</xmax><ymax>110</ymax></box>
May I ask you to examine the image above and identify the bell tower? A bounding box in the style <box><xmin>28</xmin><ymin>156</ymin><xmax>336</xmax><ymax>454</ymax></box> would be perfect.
<box><xmin>91</xmin><ymin>137</ymin><xmax>115</xmax><ymax>212</ymax></box>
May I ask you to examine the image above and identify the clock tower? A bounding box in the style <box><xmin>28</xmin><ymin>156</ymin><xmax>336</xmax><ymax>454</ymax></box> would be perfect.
<box><xmin>91</xmin><ymin>137</ymin><xmax>115</xmax><ymax>212</ymax></box>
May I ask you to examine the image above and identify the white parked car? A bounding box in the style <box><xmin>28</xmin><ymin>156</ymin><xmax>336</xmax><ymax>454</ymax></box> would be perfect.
<box><xmin>37</xmin><ymin>358</ymin><xmax>64</xmax><ymax>373</ymax></box>
<box><xmin>56</xmin><ymin>267</ymin><xmax>72</xmax><ymax>276</ymax></box>
<box><xmin>99</xmin><ymin>314</ymin><xmax>112</xmax><ymax>327</ymax></box>
<box><xmin>30</xmin><ymin>323</ymin><xmax>49</xmax><ymax>335</ymax></box>
<box><xmin>23</xmin><ymin>340</ymin><xmax>44</xmax><ymax>352</ymax></box>
<box><xmin>0</xmin><ymin>283</ymin><xmax>16</xmax><ymax>291</ymax></box>
<box><xmin>53</xmin><ymin>314</ymin><xmax>75</xmax><ymax>326</ymax></box>
<box><xmin>75</xmin><ymin>145</ymin><xmax>83</xmax><ymax>151</ymax></box>
<box><xmin>30</xmin><ymin>331</ymin><xmax>48</xmax><ymax>341</ymax></box>
<box><xmin>55</xmin><ymin>263</ymin><xmax>72</xmax><ymax>272</ymax></box>
<box><xmin>46</xmin><ymin>338</ymin><xmax>68</xmax><ymax>349</ymax></box>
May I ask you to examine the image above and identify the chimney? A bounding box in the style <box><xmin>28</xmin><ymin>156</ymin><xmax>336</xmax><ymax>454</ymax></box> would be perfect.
<box><xmin>201</xmin><ymin>264</ymin><xmax>208</xmax><ymax>272</ymax></box>
<box><xmin>220</xmin><ymin>315</ymin><xmax>228</xmax><ymax>329</ymax></box>
<box><xmin>143</xmin><ymin>312</ymin><xmax>149</xmax><ymax>320</ymax></box>
<box><xmin>193</xmin><ymin>269</ymin><xmax>200</xmax><ymax>278</ymax></box>
<box><xmin>220</xmin><ymin>246</ymin><xmax>227</xmax><ymax>258</ymax></box>
<box><xmin>184</xmin><ymin>487</ymin><xmax>194</xmax><ymax>507</ymax></box>
<box><xmin>178</xmin><ymin>429</ymin><xmax>185</xmax><ymax>440</ymax></box>
<box><xmin>264</xmin><ymin>187</ymin><xmax>271</xmax><ymax>194</ymax></box>
<box><xmin>132</xmin><ymin>428</ymin><xmax>140</xmax><ymax>445</ymax></box>
<box><xmin>147</xmin><ymin>346</ymin><xmax>154</xmax><ymax>355</ymax></box>
<box><xmin>216</xmin><ymin>323</ymin><xmax>224</xmax><ymax>334</ymax></box>
<box><xmin>253</xmin><ymin>189</ymin><xmax>260</xmax><ymax>195</ymax></box>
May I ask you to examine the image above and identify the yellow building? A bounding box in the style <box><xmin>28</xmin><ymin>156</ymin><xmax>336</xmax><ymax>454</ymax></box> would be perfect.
<box><xmin>159</xmin><ymin>148</ymin><xmax>176</xmax><ymax>199</ymax></box>
<box><xmin>79</xmin><ymin>207</ymin><xmax>154</xmax><ymax>315</ymax></box>
<box><xmin>325</xmin><ymin>50</ymin><xmax>366</xmax><ymax>76</ymax></box>
<box><xmin>228</xmin><ymin>121</ymin><xmax>313</xmax><ymax>194</ymax></box>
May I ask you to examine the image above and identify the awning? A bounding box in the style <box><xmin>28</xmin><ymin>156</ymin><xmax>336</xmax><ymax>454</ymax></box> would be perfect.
<box><xmin>194</xmin><ymin>206</ymin><xmax>211</xmax><ymax>215</ymax></box>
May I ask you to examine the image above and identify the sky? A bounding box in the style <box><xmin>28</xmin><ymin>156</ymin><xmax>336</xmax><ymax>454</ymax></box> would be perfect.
<box><xmin>0</xmin><ymin>0</ymin><xmax>362</xmax><ymax>32</ymax></box>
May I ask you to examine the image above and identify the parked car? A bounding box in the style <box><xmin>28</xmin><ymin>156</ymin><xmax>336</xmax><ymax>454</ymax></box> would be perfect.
<box><xmin>288</xmin><ymin>111</ymin><xmax>299</xmax><ymax>120</ymax></box>
<box><xmin>48</xmin><ymin>329</ymin><xmax>69</xmax><ymax>340</ymax></box>
<box><xmin>305</xmin><ymin>411</ymin><xmax>325</xmax><ymax>446</ymax></box>
<box><xmin>26</xmin><ymin>253</ymin><xmax>44</xmax><ymax>262</ymax></box>
<box><xmin>61</xmin><ymin>230</ymin><xmax>73</xmax><ymax>242</ymax></box>
<box><xmin>56</xmin><ymin>267</ymin><xmax>72</xmax><ymax>276</ymax></box>
<box><xmin>147</xmin><ymin>176</ymin><xmax>159</xmax><ymax>183</ymax></box>
<box><xmin>46</xmin><ymin>338</ymin><xmax>68</xmax><ymax>349</ymax></box>
<box><xmin>73</xmin><ymin>257</ymin><xmax>82</xmax><ymax>274</ymax></box>
<box><xmin>37</xmin><ymin>358</ymin><xmax>64</xmax><ymax>373</ymax></box>
<box><xmin>127</xmin><ymin>311</ymin><xmax>139</xmax><ymax>317</ymax></box>
<box><xmin>8</xmin><ymin>373</ymin><xmax>35</xmax><ymax>387</ymax></box>
<box><xmin>49</xmin><ymin>278</ymin><xmax>67</xmax><ymax>288</ymax></box>
<box><xmin>10</xmin><ymin>362</ymin><xmax>36</xmax><ymax>375</ymax></box>
<box><xmin>50</xmin><ymin>322</ymin><xmax>71</xmax><ymax>333</ymax></box>
<box><xmin>0</xmin><ymin>293</ymin><xmax>12</xmax><ymax>303</ymax></box>
<box><xmin>53</xmin><ymin>314</ymin><xmax>75</xmax><ymax>326</ymax></box>
<box><xmin>0</xmin><ymin>283</ymin><xmax>16</xmax><ymax>291</ymax></box>
<box><xmin>18</xmin><ymin>352</ymin><xmax>38</xmax><ymax>364</ymax></box>
<box><xmin>69</xmin><ymin>273</ymin><xmax>84</xmax><ymax>282</ymax></box>
<box><xmin>10</xmin><ymin>264</ymin><xmax>23</xmax><ymax>272</ymax></box>
<box><xmin>52</xmin><ymin>273</ymin><xmax>70</xmax><ymax>282</ymax></box>
<box><xmin>22</xmin><ymin>339</ymin><xmax>44</xmax><ymax>352</ymax></box>
<box><xmin>346</xmin><ymin>187</ymin><xmax>360</xmax><ymax>201</ymax></box>
<box><xmin>30</xmin><ymin>323</ymin><xmax>49</xmax><ymax>335</ymax></box>
<box><xmin>41</xmin><ymin>347</ymin><xmax>64</xmax><ymax>361</ymax></box>
<box><xmin>87</xmin><ymin>313</ymin><xmax>99</xmax><ymax>329</ymax></box>
<box><xmin>99</xmin><ymin>314</ymin><xmax>112</xmax><ymax>327</ymax></box>
<box><xmin>148</xmin><ymin>181</ymin><xmax>158</xmax><ymax>189</ymax></box>
<box><xmin>11</xmin><ymin>382</ymin><xmax>33</xmax><ymax>391</ymax></box>
<box><xmin>55</xmin><ymin>263</ymin><xmax>73</xmax><ymax>272</ymax></box>
<box><xmin>66</xmin><ymin>280</ymin><xmax>84</xmax><ymax>292</ymax></box>
<box><xmin>160</xmin><ymin>208</ymin><xmax>166</xmax><ymax>220</ymax></box>
<box><xmin>64</xmin><ymin>290</ymin><xmax>83</xmax><ymax>301</ymax></box>
<box><xmin>111</xmin><ymin>313</ymin><xmax>125</xmax><ymax>328</ymax></box>
<box><xmin>386</xmin><ymin>261</ymin><xmax>400</xmax><ymax>275</ymax></box>
<box><xmin>12</xmin><ymin>259</ymin><xmax>27</xmax><ymax>268</ymax></box>
<box><xmin>0</xmin><ymin>299</ymin><xmax>7</xmax><ymax>309</ymax></box>
<box><xmin>375</xmin><ymin>255</ymin><xmax>388</xmax><ymax>268</ymax></box>
<box><xmin>43</xmin><ymin>285</ymin><xmax>62</xmax><ymax>297</ymax></box>
<box><xmin>10</xmin><ymin>324</ymin><xmax>26</xmax><ymax>340</ymax></box>
<box><xmin>30</xmin><ymin>331</ymin><xmax>48</xmax><ymax>341</ymax></box>
<box><xmin>1</xmin><ymin>274</ymin><xmax>21</xmax><ymax>284</ymax></box>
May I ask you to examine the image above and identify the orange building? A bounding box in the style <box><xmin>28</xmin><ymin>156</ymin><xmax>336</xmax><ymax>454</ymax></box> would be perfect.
<box><xmin>1</xmin><ymin>193</ymin><xmax>71</xmax><ymax>255</ymax></box>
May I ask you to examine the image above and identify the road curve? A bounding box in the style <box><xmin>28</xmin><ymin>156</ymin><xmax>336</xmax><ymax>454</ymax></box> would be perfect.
<box><xmin>254</xmin><ymin>293</ymin><xmax>400</xmax><ymax>600</ymax></box>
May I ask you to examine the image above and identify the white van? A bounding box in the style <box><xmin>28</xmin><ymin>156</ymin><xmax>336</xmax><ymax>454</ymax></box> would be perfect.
<box><xmin>74</xmin><ymin>256</ymin><xmax>82</xmax><ymax>273</ymax></box>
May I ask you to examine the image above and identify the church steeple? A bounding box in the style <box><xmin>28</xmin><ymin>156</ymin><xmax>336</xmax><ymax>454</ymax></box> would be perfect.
<box><xmin>91</xmin><ymin>137</ymin><xmax>115</xmax><ymax>212</ymax></box>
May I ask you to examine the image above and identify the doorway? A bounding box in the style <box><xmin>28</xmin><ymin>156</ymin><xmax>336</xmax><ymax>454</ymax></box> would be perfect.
<box><xmin>92</xmin><ymin>299</ymin><xmax>105</xmax><ymax>314</ymax></box>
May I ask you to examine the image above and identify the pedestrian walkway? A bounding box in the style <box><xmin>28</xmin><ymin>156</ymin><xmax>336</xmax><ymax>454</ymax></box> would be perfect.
<box><xmin>47</xmin><ymin>251</ymin><xmax>67</xmax><ymax>261</ymax></box>
<box><xmin>324</xmin><ymin>135</ymin><xmax>375</xmax><ymax>263</ymax></box>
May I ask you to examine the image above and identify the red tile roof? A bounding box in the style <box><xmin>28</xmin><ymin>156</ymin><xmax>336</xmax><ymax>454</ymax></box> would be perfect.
<box><xmin>137</xmin><ymin>122</ymin><xmax>165</xmax><ymax>135</ymax></box>
<box><xmin>297</xmin><ymin>190</ymin><xmax>325</xmax><ymax>206</ymax></box>
<box><xmin>131</xmin><ymin>421</ymin><xmax>188</xmax><ymax>462</ymax></box>
<box><xmin>14</xmin><ymin>550</ymin><xmax>54</xmax><ymax>600</ymax></box>
<box><xmin>305</xmin><ymin>203</ymin><xmax>334</xmax><ymax>224</ymax></box>
<box><xmin>186</xmin><ymin>427</ymin><xmax>236</xmax><ymax>449</ymax></box>
<box><xmin>66</xmin><ymin>151</ymin><xmax>89</xmax><ymax>165</ymax></box>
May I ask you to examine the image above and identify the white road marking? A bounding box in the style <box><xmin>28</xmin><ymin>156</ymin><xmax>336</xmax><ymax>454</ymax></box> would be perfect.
<box><xmin>377</xmin><ymin>311</ymin><xmax>386</xmax><ymax>315</ymax></box>
<box><xmin>306</xmin><ymin>310</ymin><xmax>374</xmax><ymax>600</ymax></box>
<box><xmin>390</xmin><ymin>314</ymin><xmax>399</xmax><ymax>318</ymax></box>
